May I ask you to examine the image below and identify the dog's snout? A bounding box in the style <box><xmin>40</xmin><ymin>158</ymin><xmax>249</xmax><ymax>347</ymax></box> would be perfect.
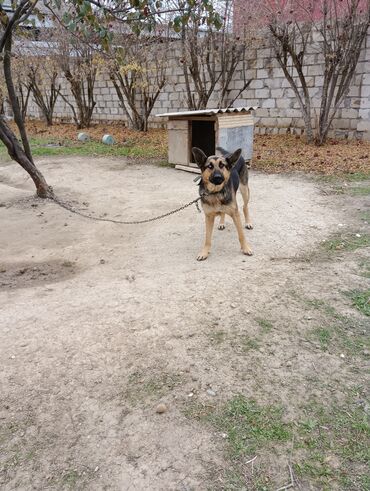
<box><xmin>210</xmin><ymin>172</ymin><xmax>224</xmax><ymax>185</ymax></box>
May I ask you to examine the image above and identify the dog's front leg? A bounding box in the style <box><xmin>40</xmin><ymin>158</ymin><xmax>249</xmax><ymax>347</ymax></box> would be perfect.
<box><xmin>231</xmin><ymin>210</ymin><xmax>253</xmax><ymax>256</ymax></box>
<box><xmin>197</xmin><ymin>214</ymin><xmax>215</xmax><ymax>261</ymax></box>
<box><xmin>218</xmin><ymin>213</ymin><xmax>226</xmax><ymax>230</ymax></box>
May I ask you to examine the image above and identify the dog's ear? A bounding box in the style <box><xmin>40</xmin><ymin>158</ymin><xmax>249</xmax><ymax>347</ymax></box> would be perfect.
<box><xmin>192</xmin><ymin>147</ymin><xmax>207</xmax><ymax>169</ymax></box>
<box><xmin>226</xmin><ymin>148</ymin><xmax>242</xmax><ymax>168</ymax></box>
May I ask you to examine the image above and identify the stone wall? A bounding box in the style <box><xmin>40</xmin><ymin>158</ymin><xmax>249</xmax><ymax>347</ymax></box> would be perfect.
<box><xmin>26</xmin><ymin>32</ymin><xmax>370</xmax><ymax>141</ymax></box>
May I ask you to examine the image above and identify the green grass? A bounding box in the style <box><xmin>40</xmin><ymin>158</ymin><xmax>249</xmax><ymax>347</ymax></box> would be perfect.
<box><xmin>350</xmin><ymin>186</ymin><xmax>370</xmax><ymax>196</ymax></box>
<box><xmin>346</xmin><ymin>289</ymin><xmax>370</xmax><ymax>316</ymax></box>
<box><xmin>317</xmin><ymin>173</ymin><xmax>370</xmax><ymax>197</ymax></box>
<box><xmin>0</xmin><ymin>136</ymin><xmax>166</xmax><ymax>161</ymax></box>
<box><xmin>209</xmin><ymin>395</ymin><xmax>292</xmax><ymax>458</ymax></box>
<box><xmin>256</xmin><ymin>318</ymin><xmax>273</xmax><ymax>333</ymax></box>
<box><xmin>62</xmin><ymin>470</ymin><xmax>80</xmax><ymax>487</ymax></box>
<box><xmin>186</xmin><ymin>394</ymin><xmax>370</xmax><ymax>490</ymax></box>
<box><xmin>322</xmin><ymin>233</ymin><xmax>370</xmax><ymax>253</ymax></box>
<box><xmin>209</xmin><ymin>330</ymin><xmax>227</xmax><ymax>345</ymax></box>
<box><xmin>343</xmin><ymin>172</ymin><xmax>370</xmax><ymax>182</ymax></box>
<box><xmin>240</xmin><ymin>335</ymin><xmax>260</xmax><ymax>351</ymax></box>
<box><xmin>295</xmin><ymin>400</ymin><xmax>370</xmax><ymax>489</ymax></box>
<box><xmin>358</xmin><ymin>260</ymin><xmax>370</xmax><ymax>279</ymax></box>
<box><xmin>302</xmin><ymin>297</ymin><xmax>369</xmax><ymax>356</ymax></box>
<box><xmin>303</xmin><ymin>297</ymin><xmax>345</xmax><ymax>320</ymax></box>
<box><xmin>360</xmin><ymin>211</ymin><xmax>370</xmax><ymax>222</ymax></box>
<box><xmin>316</xmin><ymin>173</ymin><xmax>370</xmax><ymax>184</ymax></box>
<box><xmin>317</xmin><ymin>326</ymin><xmax>366</xmax><ymax>356</ymax></box>
<box><xmin>312</xmin><ymin>327</ymin><xmax>332</xmax><ymax>351</ymax></box>
<box><xmin>157</xmin><ymin>159</ymin><xmax>175</xmax><ymax>168</ymax></box>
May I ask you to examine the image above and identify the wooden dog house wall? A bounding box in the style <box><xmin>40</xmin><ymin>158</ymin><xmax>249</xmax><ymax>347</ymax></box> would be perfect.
<box><xmin>156</xmin><ymin>107</ymin><xmax>257</xmax><ymax>173</ymax></box>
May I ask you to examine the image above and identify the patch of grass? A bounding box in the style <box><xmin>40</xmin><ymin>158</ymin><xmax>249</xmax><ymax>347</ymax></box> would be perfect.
<box><xmin>312</xmin><ymin>327</ymin><xmax>332</xmax><ymax>351</ymax></box>
<box><xmin>212</xmin><ymin>469</ymin><xmax>270</xmax><ymax>491</ymax></box>
<box><xmin>62</xmin><ymin>470</ymin><xmax>80</xmax><ymax>487</ymax></box>
<box><xmin>295</xmin><ymin>400</ymin><xmax>370</xmax><ymax>490</ymax></box>
<box><xmin>256</xmin><ymin>318</ymin><xmax>273</xmax><ymax>333</ymax></box>
<box><xmin>304</xmin><ymin>297</ymin><xmax>344</xmax><ymax>320</ymax></box>
<box><xmin>358</xmin><ymin>259</ymin><xmax>370</xmax><ymax>279</ymax></box>
<box><xmin>187</xmin><ymin>394</ymin><xmax>370</xmax><ymax>490</ymax></box>
<box><xmin>349</xmin><ymin>185</ymin><xmax>370</xmax><ymax>196</ymax></box>
<box><xmin>343</xmin><ymin>172</ymin><xmax>370</xmax><ymax>182</ymax></box>
<box><xmin>308</xmin><ymin>319</ymin><xmax>368</xmax><ymax>357</ymax></box>
<box><xmin>359</xmin><ymin>474</ymin><xmax>370</xmax><ymax>489</ymax></box>
<box><xmin>304</xmin><ymin>297</ymin><xmax>325</xmax><ymax>309</ymax></box>
<box><xmin>209</xmin><ymin>330</ymin><xmax>227</xmax><ymax>345</ymax></box>
<box><xmin>346</xmin><ymin>289</ymin><xmax>370</xmax><ymax>317</ymax></box>
<box><xmin>360</xmin><ymin>211</ymin><xmax>370</xmax><ymax>222</ymax></box>
<box><xmin>292</xmin><ymin>293</ymin><xmax>368</xmax><ymax>356</ymax></box>
<box><xmin>241</xmin><ymin>336</ymin><xmax>260</xmax><ymax>351</ymax></box>
<box><xmin>229</xmin><ymin>334</ymin><xmax>260</xmax><ymax>353</ymax></box>
<box><xmin>295</xmin><ymin>458</ymin><xmax>333</xmax><ymax>481</ymax></box>
<box><xmin>156</xmin><ymin>159</ymin><xmax>174</xmax><ymax>168</ymax></box>
<box><xmin>0</xmin><ymin>136</ymin><xmax>166</xmax><ymax>162</ymax></box>
<box><xmin>321</xmin><ymin>233</ymin><xmax>370</xmax><ymax>253</ymax></box>
<box><xmin>209</xmin><ymin>395</ymin><xmax>291</xmax><ymax>458</ymax></box>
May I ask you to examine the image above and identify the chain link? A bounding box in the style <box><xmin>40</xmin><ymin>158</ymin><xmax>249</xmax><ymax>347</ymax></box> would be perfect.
<box><xmin>48</xmin><ymin>194</ymin><xmax>203</xmax><ymax>225</ymax></box>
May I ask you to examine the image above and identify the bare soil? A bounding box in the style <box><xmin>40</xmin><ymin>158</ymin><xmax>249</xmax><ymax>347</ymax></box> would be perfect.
<box><xmin>0</xmin><ymin>157</ymin><xmax>369</xmax><ymax>490</ymax></box>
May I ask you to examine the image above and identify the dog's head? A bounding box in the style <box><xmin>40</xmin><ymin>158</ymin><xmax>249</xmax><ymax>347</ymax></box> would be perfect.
<box><xmin>192</xmin><ymin>147</ymin><xmax>241</xmax><ymax>191</ymax></box>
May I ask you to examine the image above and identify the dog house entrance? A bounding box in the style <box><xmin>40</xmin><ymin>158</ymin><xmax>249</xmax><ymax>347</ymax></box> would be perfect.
<box><xmin>191</xmin><ymin>120</ymin><xmax>215</xmax><ymax>158</ymax></box>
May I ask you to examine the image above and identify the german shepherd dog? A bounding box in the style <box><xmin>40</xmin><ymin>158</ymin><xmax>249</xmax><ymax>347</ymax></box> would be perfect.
<box><xmin>192</xmin><ymin>146</ymin><xmax>253</xmax><ymax>261</ymax></box>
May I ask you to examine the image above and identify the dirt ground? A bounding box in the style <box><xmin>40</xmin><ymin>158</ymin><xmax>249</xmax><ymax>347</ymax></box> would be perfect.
<box><xmin>0</xmin><ymin>157</ymin><xmax>369</xmax><ymax>490</ymax></box>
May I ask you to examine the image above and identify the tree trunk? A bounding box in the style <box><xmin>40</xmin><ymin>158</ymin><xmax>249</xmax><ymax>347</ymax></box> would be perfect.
<box><xmin>2</xmin><ymin>33</ymin><xmax>52</xmax><ymax>198</ymax></box>
<box><xmin>3</xmin><ymin>34</ymin><xmax>33</xmax><ymax>162</ymax></box>
<box><xmin>0</xmin><ymin>117</ymin><xmax>53</xmax><ymax>198</ymax></box>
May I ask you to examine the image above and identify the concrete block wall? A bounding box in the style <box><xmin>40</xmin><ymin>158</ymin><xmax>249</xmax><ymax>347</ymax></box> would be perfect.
<box><xmin>25</xmin><ymin>33</ymin><xmax>370</xmax><ymax>141</ymax></box>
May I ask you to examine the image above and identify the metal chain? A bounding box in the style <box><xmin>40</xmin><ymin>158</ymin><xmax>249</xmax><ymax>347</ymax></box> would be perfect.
<box><xmin>48</xmin><ymin>194</ymin><xmax>203</xmax><ymax>225</ymax></box>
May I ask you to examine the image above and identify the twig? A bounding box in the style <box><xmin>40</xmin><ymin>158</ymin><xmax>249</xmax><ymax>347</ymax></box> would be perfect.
<box><xmin>275</xmin><ymin>464</ymin><xmax>295</xmax><ymax>491</ymax></box>
<box><xmin>245</xmin><ymin>456</ymin><xmax>257</xmax><ymax>465</ymax></box>
<box><xmin>245</xmin><ymin>455</ymin><xmax>257</xmax><ymax>476</ymax></box>
<box><xmin>289</xmin><ymin>464</ymin><xmax>294</xmax><ymax>484</ymax></box>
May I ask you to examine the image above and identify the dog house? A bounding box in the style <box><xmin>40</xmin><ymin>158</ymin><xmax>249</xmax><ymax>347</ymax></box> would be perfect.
<box><xmin>156</xmin><ymin>107</ymin><xmax>257</xmax><ymax>173</ymax></box>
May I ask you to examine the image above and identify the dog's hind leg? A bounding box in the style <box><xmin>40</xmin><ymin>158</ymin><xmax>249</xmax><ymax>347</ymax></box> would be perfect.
<box><xmin>239</xmin><ymin>184</ymin><xmax>253</xmax><ymax>229</ymax></box>
<box><xmin>218</xmin><ymin>213</ymin><xmax>226</xmax><ymax>230</ymax></box>
<box><xmin>197</xmin><ymin>214</ymin><xmax>215</xmax><ymax>261</ymax></box>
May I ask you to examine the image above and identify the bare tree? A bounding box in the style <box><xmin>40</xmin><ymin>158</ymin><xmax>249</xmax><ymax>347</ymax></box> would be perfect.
<box><xmin>267</xmin><ymin>0</ymin><xmax>370</xmax><ymax>144</ymax></box>
<box><xmin>56</xmin><ymin>29</ymin><xmax>99</xmax><ymax>129</ymax></box>
<box><xmin>175</xmin><ymin>0</ymin><xmax>250</xmax><ymax>110</ymax></box>
<box><xmin>12</xmin><ymin>54</ymin><xmax>32</xmax><ymax>120</ymax></box>
<box><xmin>107</xmin><ymin>33</ymin><xmax>168</xmax><ymax>131</ymax></box>
<box><xmin>27</xmin><ymin>56</ymin><xmax>61</xmax><ymax>126</ymax></box>
<box><xmin>12</xmin><ymin>37</ymin><xmax>61</xmax><ymax>124</ymax></box>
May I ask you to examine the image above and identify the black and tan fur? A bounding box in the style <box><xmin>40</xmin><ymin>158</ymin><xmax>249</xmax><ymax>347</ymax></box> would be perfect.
<box><xmin>192</xmin><ymin>146</ymin><xmax>253</xmax><ymax>261</ymax></box>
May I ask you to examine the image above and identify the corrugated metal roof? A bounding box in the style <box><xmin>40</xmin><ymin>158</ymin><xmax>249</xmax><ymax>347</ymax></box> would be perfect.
<box><xmin>156</xmin><ymin>107</ymin><xmax>258</xmax><ymax>117</ymax></box>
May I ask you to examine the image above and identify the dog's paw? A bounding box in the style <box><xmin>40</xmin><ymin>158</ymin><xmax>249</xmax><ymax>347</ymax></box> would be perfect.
<box><xmin>245</xmin><ymin>223</ymin><xmax>253</xmax><ymax>230</ymax></box>
<box><xmin>242</xmin><ymin>246</ymin><xmax>253</xmax><ymax>256</ymax></box>
<box><xmin>218</xmin><ymin>224</ymin><xmax>225</xmax><ymax>231</ymax></box>
<box><xmin>197</xmin><ymin>251</ymin><xmax>209</xmax><ymax>261</ymax></box>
